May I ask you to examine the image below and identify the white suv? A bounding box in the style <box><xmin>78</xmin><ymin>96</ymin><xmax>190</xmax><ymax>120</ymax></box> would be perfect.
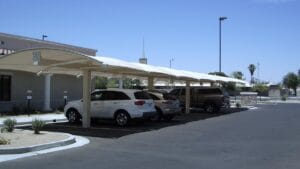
<box><xmin>64</xmin><ymin>89</ymin><xmax>156</xmax><ymax>126</ymax></box>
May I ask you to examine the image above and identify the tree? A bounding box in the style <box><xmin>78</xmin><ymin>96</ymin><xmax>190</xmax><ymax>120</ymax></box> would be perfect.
<box><xmin>107</xmin><ymin>78</ymin><xmax>118</xmax><ymax>88</ymax></box>
<box><xmin>283</xmin><ymin>72</ymin><xmax>299</xmax><ymax>96</ymax></box>
<box><xmin>248</xmin><ymin>64</ymin><xmax>256</xmax><ymax>84</ymax></box>
<box><xmin>231</xmin><ymin>71</ymin><xmax>244</xmax><ymax>80</ymax></box>
<box><xmin>208</xmin><ymin>72</ymin><xmax>228</xmax><ymax>77</ymax></box>
<box><xmin>94</xmin><ymin>77</ymin><xmax>108</xmax><ymax>89</ymax></box>
<box><xmin>252</xmin><ymin>83</ymin><xmax>268</xmax><ymax>96</ymax></box>
<box><xmin>123</xmin><ymin>78</ymin><xmax>142</xmax><ymax>89</ymax></box>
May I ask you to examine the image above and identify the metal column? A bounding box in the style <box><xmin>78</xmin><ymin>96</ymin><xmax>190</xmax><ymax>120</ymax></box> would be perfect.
<box><xmin>82</xmin><ymin>69</ymin><xmax>91</xmax><ymax>128</ymax></box>
<box><xmin>185</xmin><ymin>81</ymin><xmax>191</xmax><ymax>114</ymax></box>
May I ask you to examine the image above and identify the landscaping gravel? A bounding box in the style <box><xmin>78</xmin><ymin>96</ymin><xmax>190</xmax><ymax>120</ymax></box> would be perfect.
<box><xmin>0</xmin><ymin>129</ymin><xmax>69</xmax><ymax>148</ymax></box>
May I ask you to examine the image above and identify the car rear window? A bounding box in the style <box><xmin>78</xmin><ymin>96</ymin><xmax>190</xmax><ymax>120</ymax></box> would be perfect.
<box><xmin>148</xmin><ymin>93</ymin><xmax>161</xmax><ymax>100</ymax></box>
<box><xmin>163</xmin><ymin>93</ymin><xmax>176</xmax><ymax>100</ymax></box>
<box><xmin>169</xmin><ymin>89</ymin><xmax>180</xmax><ymax>96</ymax></box>
<box><xmin>101</xmin><ymin>91</ymin><xmax>130</xmax><ymax>100</ymax></box>
<box><xmin>134</xmin><ymin>91</ymin><xmax>151</xmax><ymax>99</ymax></box>
<box><xmin>198</xmin><ymin>88</ymin><xmax>222</xmax><ymax>95</ymax></box>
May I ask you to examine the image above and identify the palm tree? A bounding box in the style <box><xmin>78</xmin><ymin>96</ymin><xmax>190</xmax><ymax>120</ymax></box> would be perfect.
<box><xmin>248</xmin><ymin>64</ymin><xmax>256</xmax><ymax>84</ymax></box>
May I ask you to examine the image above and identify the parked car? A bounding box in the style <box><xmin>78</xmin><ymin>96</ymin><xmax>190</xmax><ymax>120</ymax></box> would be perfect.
<box><xmin>64</xmin><ymin>89</ymin><xmax>156</xmax><ymax>126</ymax></box>
<box><xmin>169</xmin><ymin>87</ymin><xmax>230</xmax><ymax>113</ymax></box>
<box><xmin>145</xmin><ymin>90</ymin><xmax>181</xmax><ymax>121</ymax></box>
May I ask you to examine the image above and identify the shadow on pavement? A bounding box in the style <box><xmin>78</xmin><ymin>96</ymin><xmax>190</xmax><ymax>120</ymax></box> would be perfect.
<box><xmin>18</xmin><ymin>108</ymin><xmax>248</xmax><ymax>139</ymax></box>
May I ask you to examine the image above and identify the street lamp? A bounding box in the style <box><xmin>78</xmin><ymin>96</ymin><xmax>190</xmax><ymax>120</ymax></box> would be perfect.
<box><xmin>219</xmin><ymin>16</ymin><xmax>227</xmax><ymax>73</ymax></box>
<box><xmin>42</xmin><ymin>35</ymin><xmax>48</xmax><ymax>40</ymax></box>
<box><xmin>169</xmin><ymin>58</ymin><xmax>174</xmax><ymax>68</ymax></box>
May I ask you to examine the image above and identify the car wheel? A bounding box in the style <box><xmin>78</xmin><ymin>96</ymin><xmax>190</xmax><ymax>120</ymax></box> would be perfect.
<box><xmin>152</xmin><ymin>107</ymin><xmax>162</xmax><ymax>121</ymax></box>
<box><xmin>205</xmin><ymin>104</ymin><xmax>216</xmax><ymax>113</ymax></box>
<box><xmin>67</xmin><ymin>109</ymin><xmax>80</xmax><ymax>123</ymax></box>
<box><xmin>115</xmin><ymin>111</ymin><xmax>130</xmax><ymax>126</ymax></box>
<box><xmin>163</xmin><ymin>114</ymin><xmax>175</xmax><ymax>121</ymax></box>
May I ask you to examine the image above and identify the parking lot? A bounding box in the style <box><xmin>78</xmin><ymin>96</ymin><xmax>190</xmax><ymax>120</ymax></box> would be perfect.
<box><xmin>5</xmin><ymin>103</ymin><xmax>300</xmax><ymax>169</ymax></box>
<box><xmin>19</xmin><ymin>107</ymin><xmax>247</xmax><ymax>138</ymax></box>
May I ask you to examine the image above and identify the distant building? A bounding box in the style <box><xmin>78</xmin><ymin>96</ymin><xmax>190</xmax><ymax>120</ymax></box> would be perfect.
<box><xmin>268</xmin><ymin>85</ymin><xmax>281</xmax><ymax>97</ymax></box>
<box><xmin>0</xmin><ymin>32</ymin><xmax>97</xmax><ymax>113</ymax></box>
<box><xmin>139</xmin><ymin>58</ymin><xmax>147</xmax><ymax>64</ymax></box>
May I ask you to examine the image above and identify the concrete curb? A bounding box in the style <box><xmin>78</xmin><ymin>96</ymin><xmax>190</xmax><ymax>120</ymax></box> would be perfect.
<box><xmin>0</xmin><ymin>133</ymin><xmax>76</xmax><ymax>154</ymax></box>
<box><xmin>16</xmin><ymin>119</ymin><xmax>68</xmax><ymax>126</ymax></box>
<box><xmin>0</xmin><ymin>119</ymin><xmax>67</xmax><ymax>128</ymax></box>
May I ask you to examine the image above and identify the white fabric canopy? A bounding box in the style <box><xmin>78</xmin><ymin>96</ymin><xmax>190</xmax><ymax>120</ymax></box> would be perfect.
<box><xmin>0</xmin><ymin>48</ymin><xmax>248</xmax><ymax>85</ymax></box>
<box><xmin>93</xmin><ymin>56</ymin><xmax>247</xmax><ymax>85</ymax></box>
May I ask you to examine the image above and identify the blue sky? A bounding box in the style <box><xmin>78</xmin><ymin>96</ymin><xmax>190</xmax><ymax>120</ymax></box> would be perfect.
<box><xmin>1</xmin><ymin>0</ymin><xmax>299</xmax><ymax>83</ymax></box>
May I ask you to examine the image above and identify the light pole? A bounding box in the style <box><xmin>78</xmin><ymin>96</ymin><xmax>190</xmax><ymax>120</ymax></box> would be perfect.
<box><xmin>169</xmin><ymin>58</ymin><xmax>174</xmax><ymax>68</ymax></box>
<box><xmin>42</xmin><ymin>35</ymin><xmax>48</xmax><ymax>40</ymax></box>
<box><xmin>219</xmin><ymin>16</ymin><xmax>227</xmax><ymax>73</ymax></box>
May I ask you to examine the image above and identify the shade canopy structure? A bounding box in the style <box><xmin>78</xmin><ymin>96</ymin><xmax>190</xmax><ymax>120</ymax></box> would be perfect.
<box><xmin>0</xmin><ymin>48</ymin><xmax>247</xmax><ymax>84</ymax></box>
<box><xmin>89</xmin><ymin>56</ymin><xmax>247</xmax><ymax>84</ymax></box>
<box><xmin>0</xmin><ymin>48</ymin><xmax>248</xmax><ymax>128</ymax></box>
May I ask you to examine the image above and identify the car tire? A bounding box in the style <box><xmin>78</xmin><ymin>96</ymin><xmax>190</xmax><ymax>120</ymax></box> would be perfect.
<box><xmin>115</xmin><ymin>111</ymin><xmax>130</xmax><ymax>127</ymax></box>
<box><xmin>204</xmin><ymin>104</ymin><xmax>217</xmax><ymax>113</ymax></box>
<box><xmin>152</xmin><ymin>107</ymin><xmax>163</xmax><ymax>121</ymax></box>
<box><xmin>67</xmin><ymin>109</ymin><xmax>81</xmax><ymax>123</ymax></box>
<box><xmin>163</xmin><ymin>114</ymin><xmax>175</xmax><ymax>121</ymax></box>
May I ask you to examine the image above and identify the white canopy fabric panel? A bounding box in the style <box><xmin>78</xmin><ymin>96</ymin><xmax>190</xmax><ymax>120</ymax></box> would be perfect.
<box><xmin>0</xmin><ymin>48</ymin><xmax>247</xmax><ymax>85</ymax></box>
<box><xmin>0</xmin><ymin>48</ymin><xmax>103</xmax><ymax>76</ymax></box>
<box><xmin>93</xmin><ymin>56</ymin><xmax>247</xmax><ymax>85</ymax></box>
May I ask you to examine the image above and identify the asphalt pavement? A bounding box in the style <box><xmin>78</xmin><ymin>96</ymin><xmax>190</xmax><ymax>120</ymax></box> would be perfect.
<box><xmin>2</xmin><ymin>103</ymin><xmax>300</xmax><ymax>169</ymax></box>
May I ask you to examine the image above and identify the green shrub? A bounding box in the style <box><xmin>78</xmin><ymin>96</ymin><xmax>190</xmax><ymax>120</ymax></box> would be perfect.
<box><xmin>32</xmin><ymin>119</ymin><xmax>45</xmax><ymax>134</ymax></box>
<box><xmin>0</xmin><ymin>136</ymin><xmax>10</xmax><ymax>145</ymax></box>
<box><xmin>281</xmin><ymin>96</ymin><xmax>287</xmax><ymax>101</ymax></box>
<box><xmin>2</xmin><ymin>118</ymin><xmax>17</xmax><ymax>132</ymax></box>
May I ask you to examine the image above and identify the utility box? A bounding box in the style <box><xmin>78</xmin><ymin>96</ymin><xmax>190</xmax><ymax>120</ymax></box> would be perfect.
<box><xmin>268</xmin><ymin>85</ymin><xmax>281</xmax><ymax>98</ymax></box>
<box><xmin>240</xmin><ymin>92</ymin><xmax>257</xmax><ymax>105</ymax></box>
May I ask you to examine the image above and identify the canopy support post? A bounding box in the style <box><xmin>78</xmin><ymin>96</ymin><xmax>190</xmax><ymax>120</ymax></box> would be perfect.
<box><xmin>185</xmin><ymin>80</ymin><xmax>191</xmax><ymax>114</ymax></box>
<box><xmin>119</xmin><ymin>75</ymin><xmax>124</xmax><ymax>89</ymax></box>
<box><xmin>82</xmin><ymin>69</ymin><xmax>91</xmax><ymax>128</ymax></box>
<box><xmin>43</xmin><ymin>73</ymin><xmax>52</xmax><ymax>111</ymax></box>
<box><xmin>148</xmin><ymin>76</ymin><xmax>154</xmax><ymax>90</ymax></box>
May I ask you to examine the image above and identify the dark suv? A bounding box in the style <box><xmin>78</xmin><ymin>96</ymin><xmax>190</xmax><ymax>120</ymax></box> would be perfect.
<box><xmin>169</xmin><ymin>87</ymin><xmax>230</xmax><ymax>113</ymax></box>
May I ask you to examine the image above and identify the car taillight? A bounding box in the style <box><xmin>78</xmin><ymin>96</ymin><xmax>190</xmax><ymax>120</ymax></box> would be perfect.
<box><xmin>135</xmin><ymin>100</ymin><xmax>145</xmax><ymax>106</ymax></box>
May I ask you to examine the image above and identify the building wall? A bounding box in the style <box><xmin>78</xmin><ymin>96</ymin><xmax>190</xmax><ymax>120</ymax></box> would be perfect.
<box><xmin>0</xmin><ymin>33</ymin><xmax>96</xmax><ymax>113</ymax></box>
<box><xmin>0</xmin><ymin>70</ymin><xmax>83</xmax><ymax>113</ymax></box>
<box><xmin>50</xmin><ymin>75</ymin><xmax>83</xmax><ymax>109</ymax></box>
<box><xmin>0</xmin><ymin>33</ymin><xmax>97</xmax><ymax>56</ymax></box>
<box><xmin>268</xmin><ymin>89</ymin><xmax>281</xmax><ymax>98</ymax></box>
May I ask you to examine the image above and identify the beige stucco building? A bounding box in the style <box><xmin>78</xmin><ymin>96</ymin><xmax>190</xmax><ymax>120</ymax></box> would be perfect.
<box><xmin>0</xmin><ymin>32</ymin><xmax>97</xmax><ymax>113</ymax></box>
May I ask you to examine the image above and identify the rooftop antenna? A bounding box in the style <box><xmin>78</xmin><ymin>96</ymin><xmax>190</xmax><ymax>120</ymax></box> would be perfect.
<box><xmin>257</xmin><ymin>62</ymin><xmax>260</xmax><ymax>83</ymax></box>
<box><xmin>139</xmin><ymin>37</ymin><xmax>147</xmax><ymax>64</ymax></box>
<box><xmin>42</xmin><ymin>35</ymin><xmax>48</xmax><ymax>40</ymax></box>
<box><xmin>142</xmin><ymin>37</ymin><xmax>146</xmax><ymax>58</ymax></box>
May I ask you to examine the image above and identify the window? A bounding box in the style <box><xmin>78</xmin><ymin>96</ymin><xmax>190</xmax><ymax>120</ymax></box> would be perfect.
<box><xmin>112</xmin><ymin>91</ymin><xmax>130</xmax><ymax>100</ymax></box>
<box><xmin>98</xmin><ymin>91</ymin><xmax>130</xmax><ymax>101</ymax></box>
<box><xmin>148</xmin><ymin>93</ymin><xmax>160</xmax><ymax>100</ymax></box>
<box><xmin>134</xmin><ymin>91</ymin><xmax>151</xmax><ymax>99</ymax></box>
<box><xmin>197</xmin><ymin>88</ymin><xmax>222</xmax><ymax>95</ymax></box>
<box><xmin>91</xmin><ymin>91</ymin><xmax>102</xmax><ymax>101</ymax></box>
<box><xmin>169</xmin><ymin>89</ymin><xmax>180</xmax><ymax>96</ymax></box>
<box><xmin>0</xmin><ymin>41</ymin><xmax>4</xmax><ymax>45</ymax></box>
<box><xmin>0</xmin><ymin>75</ymin><xmax>11</xmax><ymax>101</ymax></box>
<box><xmin>163</xmin><ymin>93</ymin><xmax>176</xmax><ymax>100</ymax></box>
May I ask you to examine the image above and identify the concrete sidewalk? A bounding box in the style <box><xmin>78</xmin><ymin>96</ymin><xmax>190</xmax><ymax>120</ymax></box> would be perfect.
<box><xmin>0</xmin><ymin>113</ymin><xmax>67</xmax><ymax>127</ymax></box>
